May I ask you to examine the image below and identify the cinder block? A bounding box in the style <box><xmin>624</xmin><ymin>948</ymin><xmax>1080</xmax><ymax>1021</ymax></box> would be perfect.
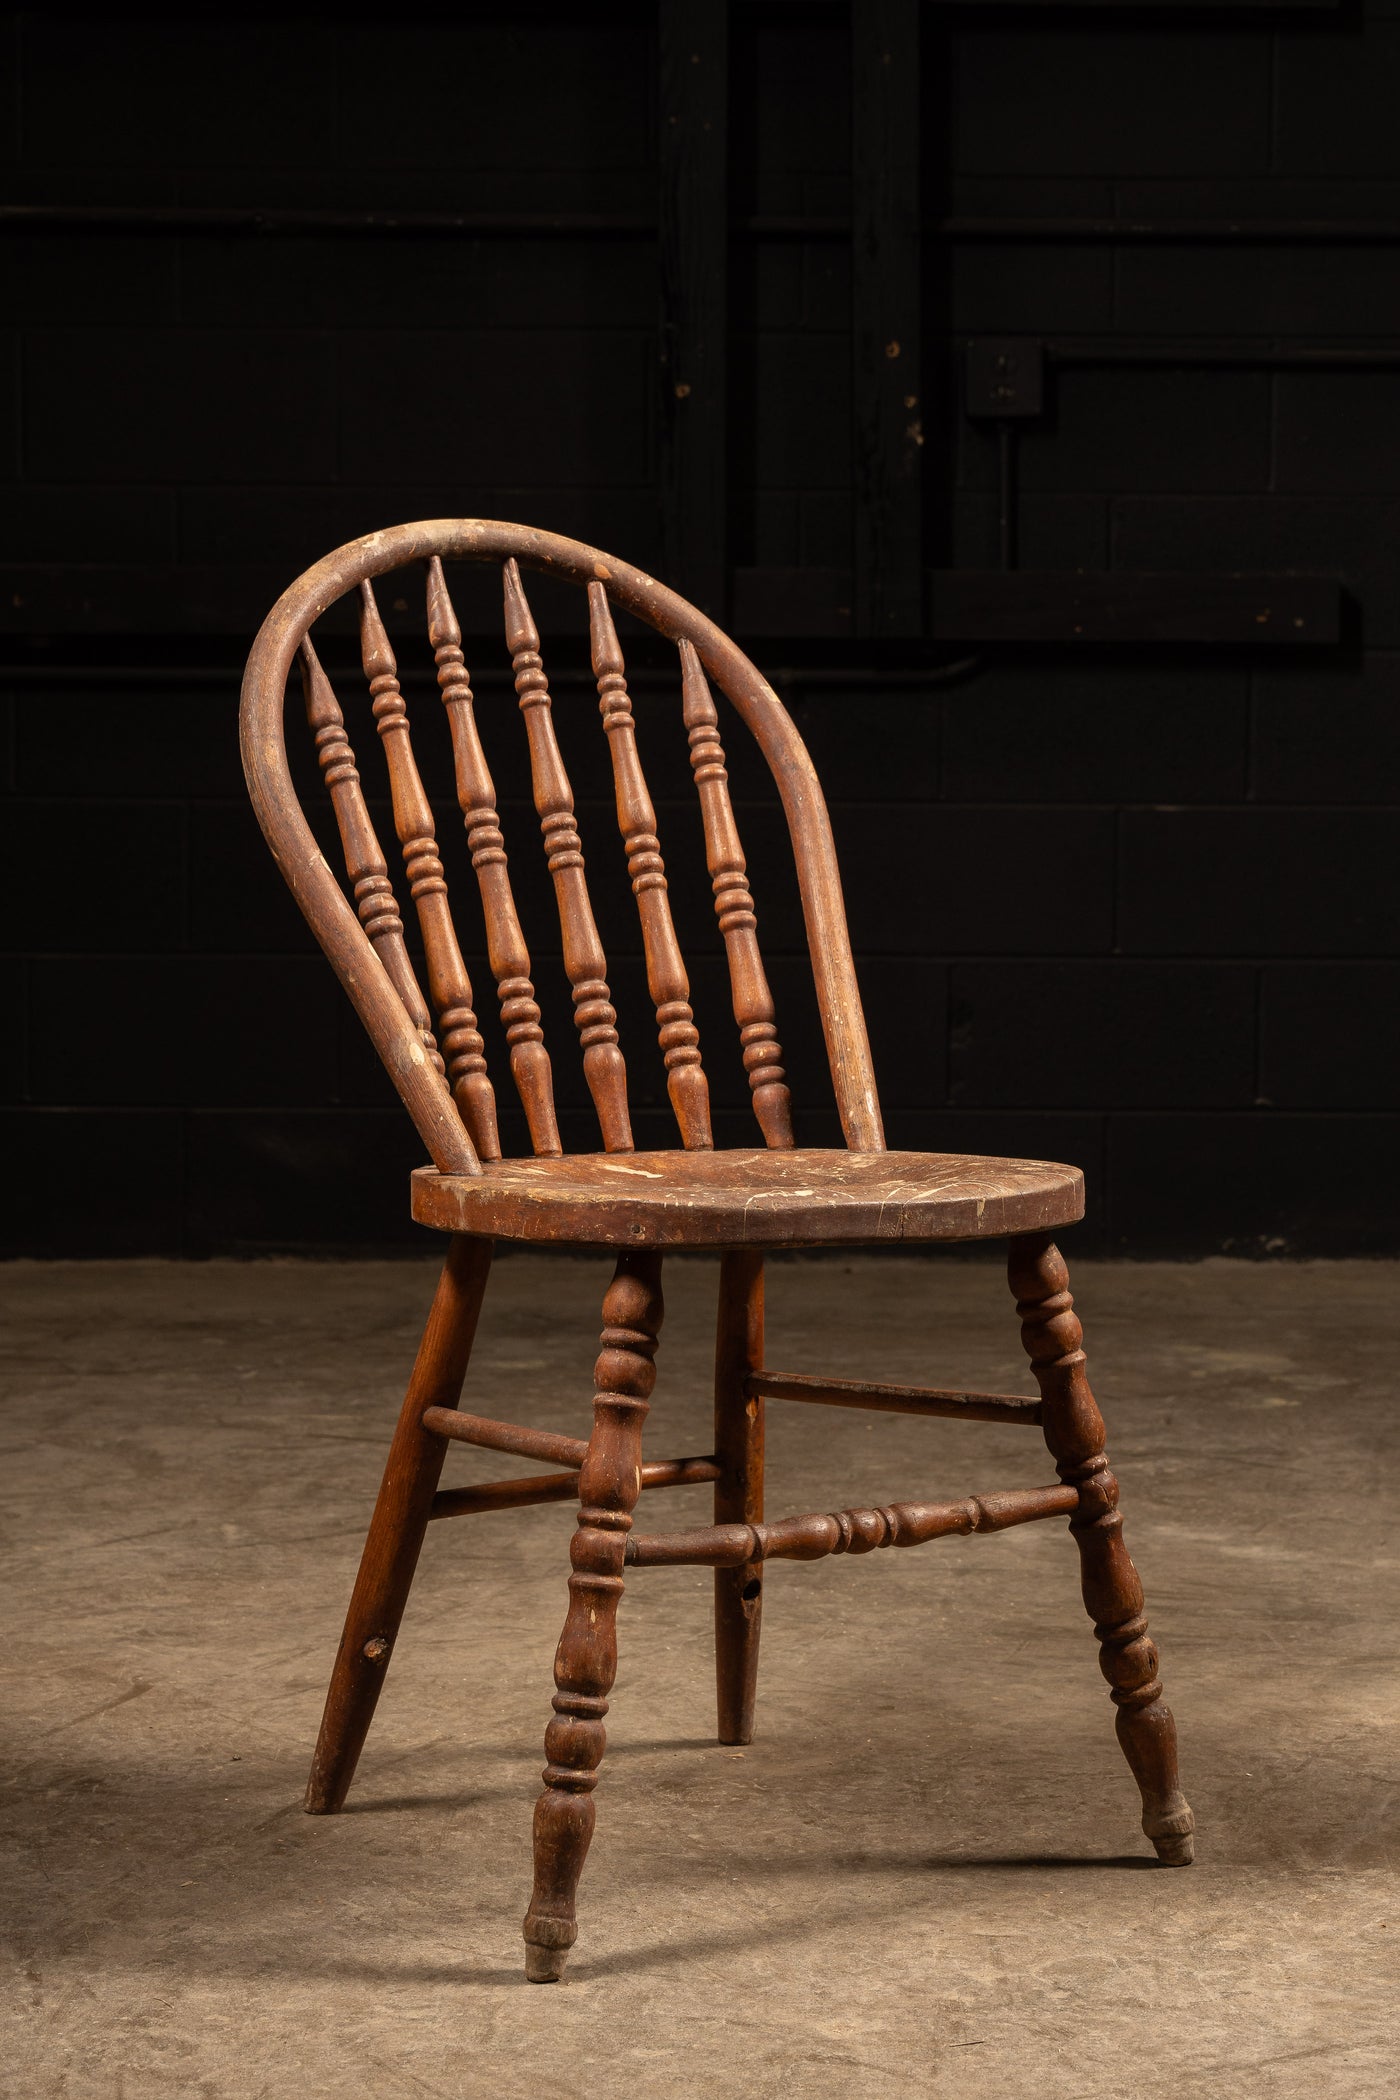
<box><xmin>951</xmin><ymin>961</ymin><xmax>1257</xmax><ymax>1108</ymax></box>
<box><xmin>1108</xmin><ymin>1112</ymin><xmax>1400</xmax><ymax>1255</ymax></box>
<box><xmin>1119</xmin><ymin>810</ymin><xmax>1400</xmax><ymax>956</ymax></box>
<box><xmin>1260</xmin><ymin>964</ymin><xmax>1400</xmax><ymax>1109</ymax></box>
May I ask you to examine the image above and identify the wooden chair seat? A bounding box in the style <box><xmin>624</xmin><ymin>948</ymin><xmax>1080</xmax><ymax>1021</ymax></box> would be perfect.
<box><xmin>411</xmin><ymin>1147</ymin><xmax>1084</xmax><ymax>1247</ymax></box>
<box><xmin>240</xmin><ymin>519</ymin><xmax>1194</xmax><ymax>1984</ymax></box>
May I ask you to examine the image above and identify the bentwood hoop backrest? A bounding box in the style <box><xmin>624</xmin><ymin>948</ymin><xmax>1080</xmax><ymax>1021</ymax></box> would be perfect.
<box><xmin>240</xmin><ymin>522</ymin><xmax>884</xmax><ymax>1176</ymax></box>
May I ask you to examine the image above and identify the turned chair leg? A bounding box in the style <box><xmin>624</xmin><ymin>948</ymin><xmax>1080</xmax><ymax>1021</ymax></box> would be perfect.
<box><xmin>523</xmin><ymin>1249</ymin><xmax>664</xmax><ymax>1982</ymax></box>
<box><xmin>1008</xmin><ymin>1233</ymin><xmax>1196</xmax><ymax>1866</ymax></box>
<box><xmin>714</xmin><ymin>1249</ymin><xmax>765</xmax><ymax>1744</ymax></box>
<box><xmin>305</xmin><ymin>1234</ymin><xmax>494</xmax><ymax>1815</ymax></box>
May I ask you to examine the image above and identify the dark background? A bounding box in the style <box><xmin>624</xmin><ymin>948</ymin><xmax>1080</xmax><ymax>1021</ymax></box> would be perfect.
<box><xmin>4</xmin><ymin>0</ymin><xmax>1399</xmax><ymax>1257</ymax></box>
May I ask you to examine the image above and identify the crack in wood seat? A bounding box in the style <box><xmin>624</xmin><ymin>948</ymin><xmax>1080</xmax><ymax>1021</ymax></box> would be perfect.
<box><xmin>411</xmin><ymin>1147</ymin><xmax>1085</xmax><ymax>1247</ymax></box>
<box><xmin>240</xmin><ymin>517</ymin><xmax>1194</xmax><ymax>1987</ymax></box>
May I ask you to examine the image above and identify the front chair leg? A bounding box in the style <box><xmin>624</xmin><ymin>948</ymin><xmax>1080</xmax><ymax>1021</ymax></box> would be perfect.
<box><xmin>523</xmin><ymin>1249</ymin><xmax>664</xmax><ymax>1982</ymax></box>
<box><xmin>305</xmin><ymin>1234</ymin><xmax>494</xmax><ymax>1814</ymax></box>
<box><xmin>1008</xmin><ymin>1234</ymin><xmax>1195</xmax><ymax>1866</ymax></box>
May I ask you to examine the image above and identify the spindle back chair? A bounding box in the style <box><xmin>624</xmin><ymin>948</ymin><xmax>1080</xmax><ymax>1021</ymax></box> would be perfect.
<box><xmin>241</xmin><ymin>520</ymin><xmax>1194</xmax><ymax>1983</ymax></box>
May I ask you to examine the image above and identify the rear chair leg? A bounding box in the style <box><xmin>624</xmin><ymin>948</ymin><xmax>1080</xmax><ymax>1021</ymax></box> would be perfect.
<box><xmin>305</xmin><ymin>1235</ymin><xmax>494</xmax><ymax>1814</ymax></box>
<box><xmin>1008</xmin><ymin>1234</ymin><xmax>1195</xmax><ymax>1866</ymax></box>
<box><xmin>714</xmin><ymin>1249</ymin><xmax>765</xmax><ymax>1744</ymax></box>
<box><xmin>523</xmin><ymin>1249</ymin><xmax>664</xmax><ymax>1981</ymax></box>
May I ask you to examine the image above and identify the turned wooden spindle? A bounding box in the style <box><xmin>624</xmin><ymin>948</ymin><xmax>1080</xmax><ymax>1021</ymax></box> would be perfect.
<box><xmin>358</xmin><ymin>582</ymin><xmax>499</xmax><ymax>1160</ymax></box>
<box><xmin>679</xmin><ymin>641</ymin><xmax>793</xmax><ymax>1148</ymax></box>
<box><xmin>426</xmin><ymin>558</ymin><xmax>561</xmax><ymax>1156</ymax></box>
<box><xmin>589</xmin><ymin>583</ymin><xmax>712</xmax><ymax>1150</ymax></box>
<box><xmin>504</xmin><ymin>559</ymin><xmax>633</xmax><ymax>1154</ymax></box>
<box><xmin>1008</xmin><ymin>1235</ymin><xmax>1195</xmax><ymax>1867</ymax></box>
<box><xmin>523</xmin><ymin>1250</ymin><xmax>664</xmax><ymax>1981</ymax></box>
<box><xmin>300</xmin><ymin>634</ymin><xmax>444</xmax><ymax>1077</ymax></box>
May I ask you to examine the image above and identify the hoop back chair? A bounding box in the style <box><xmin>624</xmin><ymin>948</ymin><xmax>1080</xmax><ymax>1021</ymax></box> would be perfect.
<box><xmin>240</xmin><ymin>520</ymin><xmax>1194</xmax><ymax>1982</ymax></box>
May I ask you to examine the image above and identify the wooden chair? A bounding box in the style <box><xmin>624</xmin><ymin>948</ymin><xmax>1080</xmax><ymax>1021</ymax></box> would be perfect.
<box><xmin>240</xmin><ymin>520</ymin><xmax>1194</xmax><ymax>1982</ymax></box>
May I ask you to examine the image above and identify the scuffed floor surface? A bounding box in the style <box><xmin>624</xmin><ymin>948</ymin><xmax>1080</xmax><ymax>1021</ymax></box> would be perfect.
<box><xmin>3</xmin><ymin>1253</ymin><xmax>1397</xmax><ymax>2099</ymax></box>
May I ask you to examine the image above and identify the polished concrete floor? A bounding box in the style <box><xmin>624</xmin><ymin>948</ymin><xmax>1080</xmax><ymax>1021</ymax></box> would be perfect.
<box><xmin>3</xmin><ymin>1252</ymin><xmax>1398</xmax><ymax>2098</ymax></box>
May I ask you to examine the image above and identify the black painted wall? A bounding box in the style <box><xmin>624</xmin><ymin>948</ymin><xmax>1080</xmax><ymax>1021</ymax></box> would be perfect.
<box><xmin>5</xmin><ymin>0</ymin><xmax>1400</xmax><ymax>1256</ymax></box>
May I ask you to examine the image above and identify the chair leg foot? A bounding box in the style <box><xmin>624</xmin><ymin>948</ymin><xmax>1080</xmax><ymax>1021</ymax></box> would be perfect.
<box><xmin>1010</xmin><ymin>1234</ymin><xmax>1196</xmax><ymax>1867</ymax></box>
<box><xmin>522</xmin><ymin>1251</ymin><xmax>664</xmax><ymax>1981</ymax></box>
<box><xmin>304</xmin><ymin>1237</ymin><xmax>493</xmax><ymax>1814</ymax></box>
<box><xmin>523</xmin><ymin>1924</ymin><xmax>574</xmax><ymax>1983</ymax></box>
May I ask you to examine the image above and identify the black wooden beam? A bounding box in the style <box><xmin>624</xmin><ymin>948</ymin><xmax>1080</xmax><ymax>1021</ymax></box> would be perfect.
<box><xmin>728</xmin><ymin>567</ymin><xmax>1340</xmax><ymax>645</ymax></box>
<box><xmin>851</xmin><ymin>0</ymin><xmax>923</xmax><ymax>639</ymax></box>
<box><xmin>658</xmin><ymin>0</ymin><xmax>728</xmax><ymax>620</ymax></box>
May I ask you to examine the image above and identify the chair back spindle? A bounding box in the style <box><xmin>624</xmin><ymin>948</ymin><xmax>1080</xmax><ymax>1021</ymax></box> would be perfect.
<box><xmin>247</xmin><ymin>522</ymin><xmax>884</xmax><ymax>1165</ymax></box>
<box><xmin>426</xmin><ymin>558</ymin><xmax>562</xmax><ymax>1158</ymax></box>
<box><xmin>589</xmin><ymin>584</ymin><xmax>712</xmax><ymax>1151</ymax></box>
<box><xmin>359</xmin><ymin>582</ymin><xmax>500</xmax><ymax>1161</ymax></box>
<box><xmin>300</xmin><ymin>635</ymin><xmax>445</xmax><ymax>1081</ymax></box>
<box><xmin>679</xmin><ymin>641</ymin><xmax>794</xmax><ymax>1148</ymax></box>
<box><xmin>503</xmin><ymin>560</ymin><xmax>634</xmax><ymax>1154</ymax></box>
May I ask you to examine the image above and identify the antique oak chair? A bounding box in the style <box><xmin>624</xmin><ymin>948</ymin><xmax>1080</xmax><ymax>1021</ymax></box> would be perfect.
<box><xmin>240</xmin><ymin>520</ymin><xmax>1194</xmax><ymax>1982</ymax></box>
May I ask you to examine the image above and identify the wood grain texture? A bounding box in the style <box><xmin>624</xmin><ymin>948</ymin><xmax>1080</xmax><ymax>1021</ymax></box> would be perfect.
<box><xmin>359</xmin><ymin>579</ymin><xmax>500</xmax><ymax>1160</ymax></box>
<box><xmin>429</xmin><ymin>1453</ymin><xmax>720</xmax><ymax>1523</ymax></box>
<box><xmin>304</xmin><ymin>1235</ymin><xmax>493</xmax><ymax>1814</ymax></box>
<box><xmin>713</xmin><ymin>1249</ymin><xmax>764</xmax><ymax>1743</ymax></box>
<box><xmin>680</xmin><ymin>641</ymin><xmax>793</xmax><ymax>1147</ymax></box>
<box><xmin>523</xmin><ymin>1251</ymin><xmax>664</xmax><ymax>1982</ymax></box>
<box><xmin>1009</xmin><ymin>1234</ymin><xmax>1196</xmax><ymax>1867</ymax></box>
<box><xmin>300</xmin><ymin>634</ymin><xmax>444</xmax><ymax>1082</ymax></box>
<box><xmin>749</xmin><ymin>1368</ymin><xmax>1043</xmax><ymax>1425</ymax></box>
<box><xmin>412</xmin><ymin>1147</ymin><xmax>1084</xmax><ymax>1248</ymax></box>
<box><xmin>427</xmin><ymin>557</ymin><xmax>561</xmax><ymax>1157</ymax></box>
<box><xmin>419</xmin><ymin>1406</ymin><xmax>588</xmax><ymax>1470</ymax></box>
<box><xmin>504</xmin><ymin>558</ymin><xmax>633</xmax><ymax>1155</ymax></box>
<box><xmin>627</xmin><ymin>1483</ymin><xmax>1079</xmax><ymax>1567</ymax></box>
<box><xmin>240</xmin><ymin>520</ymin><xmax>881</xmax><ymax>1152</ymax></box>
<box><xmin>590</xmin><ymin>583</ymin><xmax>712</xmax><ymax>1149</ymax></box>
<box><xmin>240</xmin><ymin>519</ymin><xmax>1193</xmax><ymax>1979</ymax></box>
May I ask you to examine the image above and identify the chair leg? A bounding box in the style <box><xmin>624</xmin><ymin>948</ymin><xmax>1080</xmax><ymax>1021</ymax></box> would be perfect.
<box><xmin>304</xmin><ymin>1234</ymin><xmax>494</xmax><ymax>1815</ymax></box>
<box><xmin>523</xmin><ymin>1249</ymin><xmax>664</xmax><ymax>1982</ymax></box>
<box><xmin>1008</xmin><ymin>1233</ymin><xmax>1196</xmax><ymax>1866</ymax></box>
<box><xmin>714</xmin><ymin>1249</ymin><xmax>765</xmax><ymax>1744</ymax></box>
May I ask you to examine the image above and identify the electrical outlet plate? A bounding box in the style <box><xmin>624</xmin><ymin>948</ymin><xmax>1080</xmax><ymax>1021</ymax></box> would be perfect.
<box><xmin>965</xmin><ymin>338</ymin><xmax>1045</xmax><ymax>419</ymax></box>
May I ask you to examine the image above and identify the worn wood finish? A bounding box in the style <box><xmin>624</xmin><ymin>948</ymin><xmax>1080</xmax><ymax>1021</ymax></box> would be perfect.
<box><xmin>713</xmin><ymin>1249</ymin><xmax>765</xmax><ymax>1744</ymax></box>
<box><xmin>305</xmin><ymin>1234</ymin><xmax>493</xmax><ymax>1814</ymax></box>
<box><xmin>1010</xmin><ymin>1234</ymin><xmax>1195</xmax><ymax>1866</ymax></box>
<box><xmin>505</xmin><ymin>559</ymin><xmax>633</xmax><ymax>1154</ymax></box>
<box><xmin>590</xmin><ymin>584</ymin><xmax>712</xmax><ymax>1149</ymax></box>
<box><xmin>412</xmin><ymin>1147</ymin><xmax>1084</xmax><ymax>1248</ymax></box>
<box><xmin>300</xmin><ymin>635</ymin><xmax>443</xmax><ymax>1080</ymax></box>
<box><xmin>627</xmin><ymin>1483</ymin><xmax>1080</xmax><ymax>1568</ymax></box>
<box><xmin>429</xmin><ymin>1453</ymin><xmax>721</xmax><ymax>1524</ymax></box>
<box><xmin>524</xmin><ymin>1251</ymin><xmax>664</xmax><ymax>1982</ymax></box>
<box><xmin>242</xmin><ymin>519</ymin><xmax>1193</xmax><ymax>1982</ymax></box>
<box><xmin>426</xmin><ymin>557</ymin><xmax>560</xmax><ymax>1156</ymax></box>
<box><xmin>242</xmin><ymin>521</ymin><xmax>881</xmax><ymax>1154</ymax></box>
<box><xmin>359</xmin><ymin>580</ymin><xmax>500</xmax><ymax>1160</ymax></box>
<box><xmin>749</xmin><ymin>1368</ymin><xmax>1043</xmax><ymax>1426</ymax></box>
<box><xmin>420</xmin><ymin>1406</ymin><xmax>588</xmax><ymax>1470</ymax></box>
<box><xmin>680</xmin><ymin>642</ymin><xmax>793</xmax><ymax>1146</ymax></box>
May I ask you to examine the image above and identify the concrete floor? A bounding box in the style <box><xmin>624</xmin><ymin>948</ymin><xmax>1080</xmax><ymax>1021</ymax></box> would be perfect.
<box><xmin>3</xmin><ymin>1252</ymin><xmax>1398</xmax><ymax>2098</ymax></box>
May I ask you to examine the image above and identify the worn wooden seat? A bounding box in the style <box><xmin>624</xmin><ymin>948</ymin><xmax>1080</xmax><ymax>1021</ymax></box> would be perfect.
<box><xmin>240</xmin><ymin>519</ymin><xmax>1194</xmax><ymax>1984</ymax></box>
<box><xmin>410</xmin><ymin>1146</ymin><xmax>1084</xmax><ymax>1245</ymax></box>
